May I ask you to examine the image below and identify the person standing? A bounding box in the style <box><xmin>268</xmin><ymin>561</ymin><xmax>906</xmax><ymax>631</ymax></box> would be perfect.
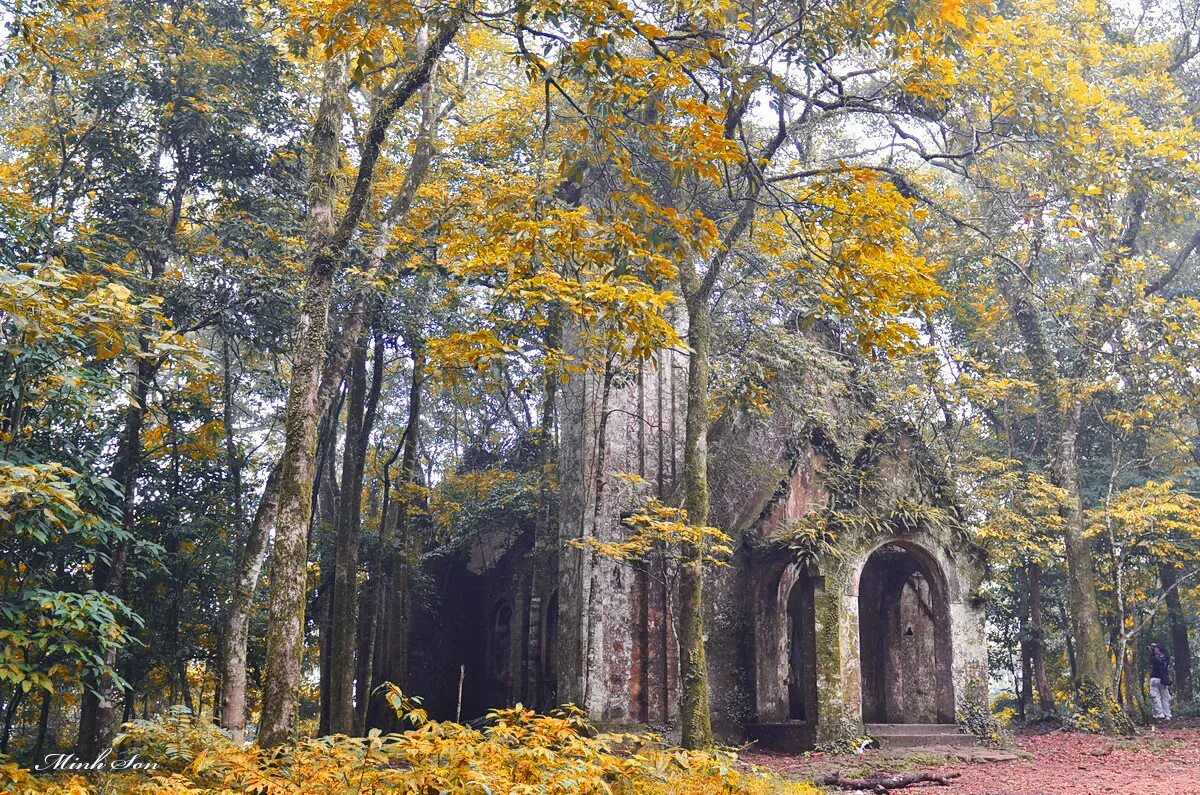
<box><xmin>1149</xmin><ymin>642</ymin><xmax>1173</xmax><ymax>720</ymax></box>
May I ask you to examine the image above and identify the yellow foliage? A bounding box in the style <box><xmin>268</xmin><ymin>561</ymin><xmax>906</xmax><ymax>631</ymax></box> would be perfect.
<box><xmin>962</xmin><ymin>457</ymin><xmax>1068</xmax><ymax>566</ymax></box>
<box><xmin>570</xmin><ymin>498</ymin><xmax>733</xmax><ymax>568</ymax></box>
<box><xmin>4</xmin><ymin>696</ymin><xmax>817</xmax><ymax>794</ymax></box>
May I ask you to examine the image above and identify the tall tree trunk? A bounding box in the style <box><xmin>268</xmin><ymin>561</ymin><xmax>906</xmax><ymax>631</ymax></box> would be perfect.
<box><xmin>328</xmin><ymin>330</ymin><xmax>383</xmax><ymax>734</ymax></box>
<box><xmin>1</xmin><ymin>687</ymin><xmax>23</xmax><ymax>754</ymax></box>
<box><xmin>353</xmin><ymin>560</ymin><xmax>378</xmax><ymax>733</ymax></box>
<box><xmin>1018</xmin><ymin>568</ymin><xmax>1032</xmax><ymax>723</ymax></box>
<box><xmin>1160</xmin><ymin>563</ymin><xmax>1193</xmax><ymax>702</ymax></box>
<box><xmin>999</xmin><ymin>273</ymin><xmax>1121</xmax><ymax>730</ymax></box>
<box><xmin>256</xmin><ymin>12</ymin><xmax>459</xmax><ymax>744</ymax></box>
<box><xmin>77</xmin><ymin>355</ymin><xmax>150</xmax><ymax>757</ymax></box>
<box><xmin>678</xmin><ymin>292</ymin><xmax>714</xmax><ymax>750</ymax></box>
<box><xmin>357</xmin><ymin>437</ymin><xmax>400</xmax><ymax>731</ymax></box>
<box><xmin>315</xmin><ymin>398</ymin><xmax>342</xmax><ymax>737</ymax></box>
<box><xmin>258</xmin><ymin>52</ymin><xmax>350</xmax><ymax>748</ymax></box>
<box><xmin>178</xmin><ymin>658</ymin><xmax>195</xmax><ymax>716</ymax></box>
<box><xmin>1053</xmin><ymin>401</ymin><xmax>1124</xmax><ymax>728</ymax></box>
<box><xmin>367</xmin><ymin>342</ymin><xmax>425</xmax><ymax>731</ymax></box>
<box><xmin>526</xmin><ymin>313</ymin><xmax>559</xmax><ymax>709</ymax></box>
<box><xmin>221</xmin><ymin>294</ymin><xmax>368</xmax><ymax>743</ymax></box>
<box><xmin>222</xmin><ymin>336</ymin><xmax>245</xmax><ymax>545</ymax></box>
<box><xmin>213</xmin><ymin>336</ymin><xmax>242</xmax><ymax>728</ymax></box>
<box><xmin>1028</xmin><ymin>561</ymin><xmax>1056</xmax><ymax>713</ymax></box>
<box><xmin>220</xmin><ymin>463</ymin><xmax>282</xmax><ymax>741</ymax></box>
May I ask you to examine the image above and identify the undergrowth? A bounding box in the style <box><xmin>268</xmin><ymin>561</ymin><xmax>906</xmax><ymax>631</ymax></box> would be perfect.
<box><xmin>1</xmin><ymin>687</ymin><xmax>817</xmax><ymax>794</ymax></box>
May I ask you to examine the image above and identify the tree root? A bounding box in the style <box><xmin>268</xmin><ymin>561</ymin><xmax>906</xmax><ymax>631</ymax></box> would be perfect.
<box><xmin>821</xmin><ymin>770</ymin><xmax>962</xmax><ymax>791</ymax></box>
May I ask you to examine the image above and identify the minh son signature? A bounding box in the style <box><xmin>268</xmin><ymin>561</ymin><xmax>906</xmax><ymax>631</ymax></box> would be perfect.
<box><xmin>35</xmin><ymin>750</ymin><xmax>158</xmax><ymax>772</ymax></box>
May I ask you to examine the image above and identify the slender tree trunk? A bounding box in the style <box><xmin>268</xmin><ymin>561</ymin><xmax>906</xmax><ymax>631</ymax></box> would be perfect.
<box><xmin>256</xmin><ymin>48</ymin><xmax>351</xmax><ymax>747</ymax></box>
<box><xmin>1028</xmin><ymin>561</ymin><xmax>1056</xmax><ymax>713</ymax></box>
<box><xmin>368</xmin><ymin>342</ymin><xmax>424</xmax><ymax>731</ymax></box>
<box><xmin>1018</xmin><ymin>568</ymin><xmax>1032</xmax><ymax>722</ymax></box>
<box><xmin>678</xmin><ymin>291</ymin><xmax>714</xmax><ymax>749</ymax></box>
<box><xmin>1053</xmin><ymin>401</ymin><xmax>1124</xmax><ymax>728</ymax></box>
<box><xmin>527</xmin><ymin>313</ymin><xmax>559</xmax><ymax>709</ymax></box>
<box><xmin>212</xmin><ymin>337</ymin><xmax>241</xmax><ymax>727</ymax></box>
<box><xmin>353</xmin><ymin>563</ymin><xmax>378</xmax><ymax>733</ymax></box>
<box><xmin>77</xmin><ymin>355</ymin><xmax>150</xmax><ymax>757</ymax></box>
<box><xmin>1</xmin><ymin>687</ymin><xmax>22</xmax><ymax>754</ymax></box>
<box><xmin>315</xmin><ymin>402</ymin><xmax>342</xmax><ymax>736</ymax></box>
<box><xmin>1160</xmin><ymin>563</ymin><xmax>1193</xmax><ymax>702</ymax></box>
<box><xmin>389</xmin><ymin>343</ymin><xmax>425</xmax><ymax>702</ymax></box>
<box><xmin>357</xmin><ymin>435</ymin><xmax>402</xmax><ymax>733</ymax></box>
<box><xmin>222</xmin><ymin>336</ymin><xmax>245</xmax><ymax>543</ymax></box>
<box><xmin>220</xmin><ymin>463</ymin><xmax>282</xmax><ymax>741</ymax></box>
<box><xmin>122</xmin><ymin>686</ymin><xmax>135</xmax><ymax>723</ymax></box>
<box><xmin>178</xmin><ymin>658</ymin><xmax>195</xmax><ymax>716</ymax></box>
<box><xmin>1126</xmin><ymin>638</ymin><xmax>1148</xmax><ymax>721</ymax></box>
<box><xmin>328</xmin><ymin>330</ymin><xmax>382</xmax><ymax>734</ymax></box>
<box><xmin>32</xmin><ymin>689</ymin><xmax>51</xmax><ymax>760</ymax></box>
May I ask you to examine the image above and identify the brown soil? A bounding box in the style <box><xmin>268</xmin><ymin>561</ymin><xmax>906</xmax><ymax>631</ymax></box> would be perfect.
<box><xmin>746</xmin><ymin>719</ymin><xmax>1200</xmax><ymax>794</ymax></box>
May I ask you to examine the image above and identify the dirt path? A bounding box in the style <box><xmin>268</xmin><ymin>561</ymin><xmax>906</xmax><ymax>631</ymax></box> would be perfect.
<box><xmin>746</xmin><ymin>720</ymin><xmax>1200</xmax><ymax>794</ymax></box>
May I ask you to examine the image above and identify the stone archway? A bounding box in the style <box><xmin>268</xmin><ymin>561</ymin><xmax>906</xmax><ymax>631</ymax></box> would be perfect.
<box><xmin>751</xmin><ymin>560</ymin><xmax>820</xmax><ymax>727</ymax></box>
<box><xmin>858</xmin><ymin>542</ymin><xmax>955</xmax><ymax>724</ymax></box>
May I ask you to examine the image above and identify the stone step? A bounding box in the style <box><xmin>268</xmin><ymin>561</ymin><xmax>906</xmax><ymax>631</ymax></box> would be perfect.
<box><xmin>866</xmin><ymin>723</ymin><xmax>960</xmax><ymax>735</ymax></box>
<box><xmin>872</xmin><ymin>733</ymin><xmax>979</xmax><ymax>748</ymax></box>
<box><xmin>744</xmin><ymin>722</ymin><xmax>816</xmax><ymax>754</ymax></box>
<box><xmin>866</xmin><ymin>724</ymin><xmax>978</xmax><ymax>748</ymax></box>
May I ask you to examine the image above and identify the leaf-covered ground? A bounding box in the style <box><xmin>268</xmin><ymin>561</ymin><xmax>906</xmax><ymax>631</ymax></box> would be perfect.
<box><xmin>746</xmin><ymin>719</ymin><xmax>1200</xmax><ymax>794</ymax></box>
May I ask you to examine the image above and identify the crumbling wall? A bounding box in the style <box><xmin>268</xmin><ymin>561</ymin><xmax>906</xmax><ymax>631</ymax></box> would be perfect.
<box><xmin>734</xmin><ymin>424</ymin><xmax>988</xmax><ymax>745</ymax></box>
<box><xmin>556</xmin><ymin>317</ymin><xmax>686</xmax><ymax>725</ymax></box>
<box><xmin>552</xmin><ymin>318</ymin><xmax>989</xmax><ymax>744</ymax></box>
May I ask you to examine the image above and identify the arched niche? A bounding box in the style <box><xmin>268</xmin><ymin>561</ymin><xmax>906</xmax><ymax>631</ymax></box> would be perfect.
<box><xmin>857</xmin><ymin>541</ymin><xmax>955</xmax><ymax>724</ymax></box>
<box><xmin>753</xmin><ymin>559</ymin><xmax>819</xmax><ymax>725</ymax></box>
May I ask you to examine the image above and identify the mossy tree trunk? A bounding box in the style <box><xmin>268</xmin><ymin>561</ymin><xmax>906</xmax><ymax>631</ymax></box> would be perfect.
<box><xmin>667</xmin><ymin>105</ymin><xmax>787</xmax><ymax>746</ymax></box>
<box><xmin>257</xmin><ymin>14</ymin><xmax>459</xmax><ymax>744</ymax></box>
<box><xmin>259</xmin><ymin>267</ymin><xmax>338</xmax><ymax>748</ymax></box>
<box><xmin>1028</xmin><ymin>561</ymin><xmax>1056</xmax><ymax>713</ymax></box>
<box><xmin>221</xmin><ymin>297</ymin><xmax>366</xmax><ymax>743</ymax></box>
<box><xmin>677</xmin><ymin>287</ymin><xmax>714</xmax><ymax>749</ymax></box>
<box><xmin>258</xmin><ymin>51</ymin><xmax>349</xmax><ymax>749</ymax></box>
<box><xmin>328</xmin><ymin>330</ymin><xmax>383</xmax><ymax>734</ymax></box>
<box><xmin>999</xmin><ymin>273</ymin><xmax>1125</xmax><ymax>732</ymax></box>
<box><xmin>220</xmin><ymin>462</ymin><xmax>281</xmax><ymax>741</ymax></box>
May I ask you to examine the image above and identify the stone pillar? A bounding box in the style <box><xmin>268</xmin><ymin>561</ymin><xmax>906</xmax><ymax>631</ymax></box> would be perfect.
<box><xmin>813</xmin><ymin>570</ymin><xmax>865</xmax><ymax>742</ymax></box>
<box><xmin>556</xmin><ymin>319</ymin><xmax>685</xmax><ymax>724</ymax></box>
<box><xmin>556</xmin><ymin>318</ymin><xmax>632</xmax><ymax>720</ymax></box>
<box><xmin>950</xmin><ymin>599</ymin><xmax>989</xmax><ymax>710</ymax></box>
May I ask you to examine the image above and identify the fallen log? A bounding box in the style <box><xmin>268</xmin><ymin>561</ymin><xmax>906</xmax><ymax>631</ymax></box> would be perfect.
<box><xmin>820</xmin><ymin>770</ymin><xmax>962</xmax><ymax>791</ymax></box>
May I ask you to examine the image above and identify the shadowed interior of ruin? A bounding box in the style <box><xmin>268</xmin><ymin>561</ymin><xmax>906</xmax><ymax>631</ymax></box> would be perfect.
<box><xmin>787</xmin><ymin>578</ymin><xmax>818</xmax><ymax>722</ymax></box>
<box><xmin>859</xmin><ymin>543</ymin><xmax>955</xmax><ymax>723</ymax></box>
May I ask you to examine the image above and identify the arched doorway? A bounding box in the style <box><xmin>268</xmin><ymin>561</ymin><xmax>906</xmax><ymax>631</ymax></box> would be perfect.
<box><xmin>787</xmin><ymin>577</ymin><xmax>818</xmax><ymax>722</ymax></box>
<box><xmin>487</xmin><ymin>600</ymin><xmax>513</xmax><ymax>705</ymax></box>
<box><xmin>858</xmin><ymin>543</ymin><xmax>954</xmax><ymax>723</ymax></box>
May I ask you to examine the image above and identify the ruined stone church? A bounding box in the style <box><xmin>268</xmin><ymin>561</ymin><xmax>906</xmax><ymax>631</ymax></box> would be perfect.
<box><xmin>409</xmin><ymin>330</ymin><xmax>989</xmax><ymax>750</ymax></box>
